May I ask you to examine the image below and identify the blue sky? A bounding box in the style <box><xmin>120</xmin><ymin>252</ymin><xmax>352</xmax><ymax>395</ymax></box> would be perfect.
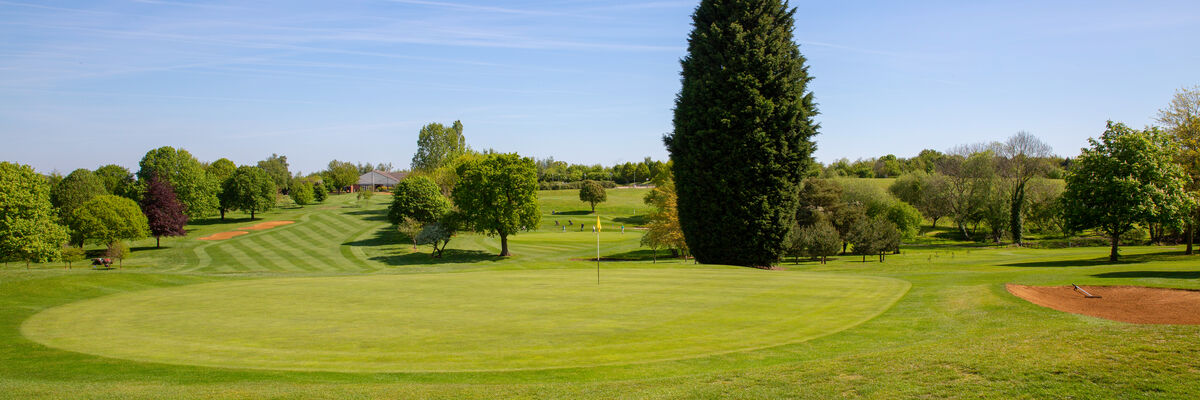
<box><xmin>2</xmin><ymin>0</ymin><xmax>1198</xmax><ymax>174</ymax></box>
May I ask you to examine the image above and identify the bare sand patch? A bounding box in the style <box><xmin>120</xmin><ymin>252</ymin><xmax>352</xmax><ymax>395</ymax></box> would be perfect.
<box><xmin>1007</xmin><ymin>284</ymin><xmax>1200</xmax><ymax>325</ymax></box>
<box><xmin>198</xmin><ymin>231</ymin><xmax>249</xmax><ymax>241</ymax></box>
<box><xmin>236</xmin><ymin>221</ymin><xmax>295</xmax><ymax>231</ymax></box>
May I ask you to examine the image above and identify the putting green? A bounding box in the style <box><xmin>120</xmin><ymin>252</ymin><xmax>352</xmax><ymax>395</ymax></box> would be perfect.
<box><xmin>22</xmin><ymin>268</ymin><xmax>908</xmax><ymax>373</ymax></box>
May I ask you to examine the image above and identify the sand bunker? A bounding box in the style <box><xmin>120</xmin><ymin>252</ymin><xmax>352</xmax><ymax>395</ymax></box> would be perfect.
<box><xmin>236</xmin><ymin>221</ymin><xmax>295</xmax><ymax>231</ymax></box>
<box><xmin>198</xmin><ymin>231</ymin><xmax>249</xmax><ymax>241</ymax></box>
<box><xmin>1007</xmin><ymin>284</ymin><xmax>1200</xmax><ymax>325</ymax></box>
<box><xmin>198</xmin><ymin>221</ymin><xmax>294</xmax><ymax>241</ymax></box>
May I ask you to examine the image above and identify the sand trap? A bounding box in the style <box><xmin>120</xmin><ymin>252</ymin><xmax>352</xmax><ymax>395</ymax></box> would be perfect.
<box><xmin>236</xmin><ymin>221</ymin><xmax>295</xmax><ymax>231</ymax></box>
<box><xmin>198</xmin><ymin>231</ymin><xmax>249</xmax><ymax>241</ymax></box>
<box><xmin>1007</xmin><ymin>284</ymin><xmax>1200</xmax><ymax>325</ymax></box>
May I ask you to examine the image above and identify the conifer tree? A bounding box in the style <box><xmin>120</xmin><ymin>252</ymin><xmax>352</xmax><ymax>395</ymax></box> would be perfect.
<box><xmin>665</xmin><ymin>0</ymin><xmax>818</xmax><ymax>267</ymax></box>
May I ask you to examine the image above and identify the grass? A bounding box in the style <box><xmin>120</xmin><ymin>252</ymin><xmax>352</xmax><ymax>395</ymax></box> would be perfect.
<box><xmin>21</xmin><ymin>269</ymin><xmax>907</xmax><ymax>373</ymax></box>
<box><xmin>1</xmin><ymin>188</ymin><xmax>1199</xmax><ymax>398</ymax></box>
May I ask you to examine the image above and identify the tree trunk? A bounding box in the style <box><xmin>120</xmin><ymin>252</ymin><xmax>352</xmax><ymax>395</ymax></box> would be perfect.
<box><xmin>842</xmin><ymin>241</ymin><xmax>848</xmax><ymax>255</ymax></box>
<box><xmin>156</xmin><ymin>236</ymin><xmax>161</xmax><ymax>248</ymax></box>
<box><xmin>958</xmin><ymin>221</ymin><xmax>970</xmax><ymax>240</ymax></box>
<box><xmin>931</xmin><ymin>217</ymin><xmax>939</xmax><ymax>229</ymax></box>
<box><xmin>1009</xmin><ymin>183</ymin><xmax>1025</xmax><ymax>246</ymax></box>
<box><xmin>1187</xmin><ymin>221</ymin><xmax>1194</xmax><ymax>255</ymax></box>
<box><xmin>220</xmin><ymin>209</ymin><xmax>226</xmax><ymax>220</ymax></box>
<box><xmin>250</xmin><ymin>210</ymin><xmax>256</xmax><ymax>220</ymax></box>
<box><xmin>591</xmin><ymin>203</ymin><xmax>596</xmax><ymax>212</ymax></box>
<box><xmin>821</xmin><ymin>255</ymin><xmax>826</xmax><ymax>264</ymax></box>
<box><xmin>499</xmin><ymin>233</ymin><xmax>510</xmax><ymax>256</ymax></box>
<box><xmin>1109</xmin><ymin>234</ymin><xmax>1119</xmax><ymax>262</ymax></box>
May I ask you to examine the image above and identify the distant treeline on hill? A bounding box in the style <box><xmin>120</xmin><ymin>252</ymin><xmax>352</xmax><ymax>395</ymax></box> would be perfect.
<box><xmin>820</xmin><ymin>147</ymin><xmax>1069</xmax><ymax>180</ymax></box>
<box><xmin>534</xmin><ymin>157</ymin><xmax>670</xmax><ymax>186</ymax></box>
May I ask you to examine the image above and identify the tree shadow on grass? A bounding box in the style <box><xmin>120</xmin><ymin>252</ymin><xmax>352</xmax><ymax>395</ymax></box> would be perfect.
<box><xmin>612</xmin><ymin>215</ymin><xmax>648</xmax><ymax>226</ymax></box>
<box><xmin>599</xmin><ymin>248</ymin><xmax>678</xmax><ymax>261</ymax></box>
<box><xmin>185</xmin><ymin>217</ymin><xmax>257</xmax><ymax>227</ymax></box>
<box><xmin>344</xmin><ymin>209</ymin><xmax>389</xmax><ymax>222</ymax></box>
<box><xmin>552</xmin><ymin>210</ymin><xmax>593</xmax><ymax>216</ymax></box>
<box><xmin>374</xmin><ymin>249</ymin><xmax>501</xmax><ymax>266</ymax></box>
<box><xmin>344</xmin><ymin>224</ymin><xmax>500</xmax><ymax>266</ymax></box>
<box><xmin>1091</xmin><ymin>270</ymin><xmax>1200</xmax><ymax>279</ymax></box>
<box><xmin>1001</xmin><ymin>250</ymin><xmax>1185</xmax><ymax>267</ymax></box>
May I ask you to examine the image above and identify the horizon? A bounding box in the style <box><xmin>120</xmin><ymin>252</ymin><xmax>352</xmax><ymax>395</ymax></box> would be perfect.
<box><xmin>2</xmin><ymin>0</ymin><xmax>1198</xmax><ymax>174</ymax></box>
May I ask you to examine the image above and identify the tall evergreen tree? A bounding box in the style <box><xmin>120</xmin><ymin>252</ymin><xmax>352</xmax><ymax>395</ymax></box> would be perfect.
<box><xmin>140</xmin><ymin>175</ymin><xmax>188</xmax><ymax>248</ymax></box>
<box><xmin>665</xmin><ymin>0</ymin><xmax>818</xmax><ymax>267</ymax></box>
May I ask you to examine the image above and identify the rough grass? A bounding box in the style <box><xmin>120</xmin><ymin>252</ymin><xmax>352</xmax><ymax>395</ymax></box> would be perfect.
<box><xmin>2</xmin><ymin>189</ymin><xmax>1200</xmax><ymax>398</ymax></box>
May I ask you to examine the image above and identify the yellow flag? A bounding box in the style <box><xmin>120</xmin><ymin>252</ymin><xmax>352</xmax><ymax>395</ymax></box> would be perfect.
<box><xmin>596</xmin><ymin>215</ymin><xmax>602</xmax><ymax>232</ymax></box>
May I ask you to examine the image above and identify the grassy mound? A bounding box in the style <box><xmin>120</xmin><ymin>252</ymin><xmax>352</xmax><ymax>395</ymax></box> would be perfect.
<box><xmin>22</xmin><ymin>269</ymin><xmax>907</xmax><ymax>372</ymax></box>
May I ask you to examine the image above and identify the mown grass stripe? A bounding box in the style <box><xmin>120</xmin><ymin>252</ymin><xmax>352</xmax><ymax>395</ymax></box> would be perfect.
<box><xmin>200</xmin><ymin>244</ymin><xmax>246</xmax><ymax>273</ymax></box>
<box><xmin>225</xmin><ymin>238</ymin><xmax>283</xmax><ymax>272</ymax></box>
<box><xmin>275</xmin><ymin>229</ymin><xmax>343</xmax><ymax>271</ymax></box>
<box><xmin>309</xmin><ymin>214</ymin><xmax>353</xmax><ymax>236</ymax></box>
<box><xmin>246</xmin><ymin>235</ymin><xmax>320</xmax><ymax>273</ymax></box>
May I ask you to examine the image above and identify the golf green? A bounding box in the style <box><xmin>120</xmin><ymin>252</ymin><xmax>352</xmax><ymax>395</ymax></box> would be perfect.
<box><xmin>21</xmin><ymin>268</ymin><xmax>908</xmax><ymax>373</ymax></box>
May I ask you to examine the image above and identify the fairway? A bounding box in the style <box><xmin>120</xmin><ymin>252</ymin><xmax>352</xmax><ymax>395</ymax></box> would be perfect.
<box><xmin>21</xmin><ymin>268</ymin><xmax>908</xmax><ymax>372</ymax></box>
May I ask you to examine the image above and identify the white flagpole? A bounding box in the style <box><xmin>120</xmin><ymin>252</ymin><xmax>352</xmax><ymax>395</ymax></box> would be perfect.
<box><xmin>596</xmin><ymin>225</ymin><xmax>600</xmax><ymax>285</ymax></box>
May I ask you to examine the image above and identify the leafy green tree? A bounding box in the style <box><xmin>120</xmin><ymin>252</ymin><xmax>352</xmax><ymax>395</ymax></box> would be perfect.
<box><xmin>848</xmin><ymin>216</ymin><xmax>900</xmax><ymax>262</ymax></box>
<box><xmin>397</xmin><ymin>217</ymin><xmax>424</xmax><ymax>250</ymax></box>
<box><xmin>51</xmin><ymin>169</ymin><xmax>106</xmax><ymax>218</ymax></box>
<box><xmin>323</xmin><ymin>160</ymin><xmax>359</xmax><ymax>193</ymax></box>
<box><xmin>207</xmin><ymin>158</ymin><xmax>237</xmax><ymax>219</ymax></box>
<box><xmin>94</xmin><ymin>164</ymin><xmax>137</xmax><ymax>199</ymax></box>
<box><xmin>1157</xmin><ymin>85</ymin><xmax>1200</xmax><ymax>253</ymax></box>
<box><xmin>415</xmin><ymin>212</ymin><xmax>462</xmax><ymax>258</ymax></box>
<box><xmin>940</xmin><ymin>150</ymin><xmax>999</xmax><ymax>240</ymax></box>
<box><xmin>388</xmin><ymin>176</ymin><xmax>449</xmax><ymax>224</ymax></box>
<box><xmin>831</xmin><ymin>204</ymin><xmax>867</xmax><ymax>255</ymax></box>
<box><xmin>1063</xmin><ymin>122</ymin><xmax>1192</xmax><ymax>262</ymax></box>
<box><xmin>886</xmin><ymin>201</ymin><xmax>924</xmax><ymax>242</ymax></box>
<box><xmin>206</xmin><ymin>158</ymin><xmax>236</xmax><ymax>181</ymax></box>
<box><xmin>356</xmin><ymin>189</ymin><xmax>374</xmax><ymax>207</ymax></box>
<box><xmin>578</xmin><ymin>180</ymin><xmax>607</xmax><ymax>212</ymax></box>
<box><xmin>257</xmin><ymin>154</ymin><xmax>291</xmax><ymax>192</ymax></box>
<box><xmin>289</xmin><ymin>179</ymin><xmax>314</xmax><ymax>206</ymax></box>
<box><xmin>890</xmin><ymin>171</ymin><xmax>951</xmax><ymax>228</ymax></box>
<box><xmin>50</xmin><ymin>169</ymin><xmax>107</xmax><ymax>245</ymax></box>
<box><xmin>106</xmin><ymin>241</ymin><xmax>131</xmax><ymax>267</ymax></box>
<box><xmin>796</xmin><ymin>178</ymin><xmax>843</xmax><ymax>227</ymax></box>
<box><xmin>642</xmin><ymin>178</ymin><xmax>688</xmax><ymax>260</ymax></box>
<box><xmin>221</xmin><ymin>166</ymin><xmax>276</xmax><ymax>220</ymax></box>
<box><xmin>61</xmin><ymin>246</ymin><xmax>86</xmax><ymax>269</ymax></box>
<box><xmin>312</xmin><ymin>181</ymin><xmax>328</xmax><ymax>202</ymax></box>
<box><xmin>874</xmin><ymin>154</ymin><xmax>902</xmax><ymax>178</ymax></box>
<box><xmin>452</xmin><ymin>153</ymin><xmax>540</xmax><ymax>256</ymax></box>
<box><xmin>72</xmin><ymin>195</ymin><xmax>149</xmax><ymax>251</ymax></box>
<box><xmin>840</xmin><ymin>179</ymin><xmax>895</xmax><ymax>218</ymax></box>
<box><xmin>0</xmin><ymin>162</ymin><xmax>69</xmax><ymax>266</ymax></box>
<box><xmin>1025</xmin><ymin>178</ymin><xmax>1066</xmax><ymax>235</ymax></box>
<box><xmin>998</xmin><ymin>131</ymin><xmax>1053</xmax><ymax>245</ymax></box>
<box><xmin>666</xmin><ymin>0</ymin><xmax>818</xmax><ymax>267</ymax></box>
<box><xmin>137</xmin><ymin>146</ymin><xmax>219</xmax><ymax>219</ymax></box>
<box><xmin>789</xmin><ymin>219</ymin><xmax>840</xmax><ymax>264</ymax></box>
<box><xmin>412</xmin><ymin>120</ymin><xmax>467</xmax><ymax>172</ymax></box>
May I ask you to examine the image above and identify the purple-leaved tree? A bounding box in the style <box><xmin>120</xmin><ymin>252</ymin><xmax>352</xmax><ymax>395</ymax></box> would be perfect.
<box><xmin>140</xmin><ymin>175</ymin><xmax>188</xmax><ymax>248</ymax></box>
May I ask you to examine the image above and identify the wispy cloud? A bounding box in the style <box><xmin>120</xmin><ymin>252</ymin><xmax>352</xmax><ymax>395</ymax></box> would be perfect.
<box><xmin>381</xmin><ymin>0</ymin><xmax>564</xmax><ymax>16</ymax></box>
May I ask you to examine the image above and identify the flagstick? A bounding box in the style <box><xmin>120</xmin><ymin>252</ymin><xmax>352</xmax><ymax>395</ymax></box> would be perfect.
<box><xmin>596</xmin><ymin>228</ymin><xmax>600</xmax><ymax>285</ymax></box>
